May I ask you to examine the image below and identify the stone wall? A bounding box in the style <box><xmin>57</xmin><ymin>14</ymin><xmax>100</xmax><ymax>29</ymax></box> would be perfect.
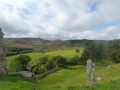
<box><xmin>34</xmin><ymin>68</ymin><xmax>61</xmax><ymax>80</ymax></box>
<box><xmin>9</xmin><ymin>71</ymin><xmax>33</xmax><ymax>78</ymax></box>
<box><xmin>0</xmin><ymin>28</ymin><xmax>7</xmax><ymax>75</ymax></box>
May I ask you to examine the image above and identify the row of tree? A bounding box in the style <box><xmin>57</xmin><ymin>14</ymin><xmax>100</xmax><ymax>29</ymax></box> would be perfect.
<box><xmin>81</xmin><ymin>39</ymin><xmax>120</xmax><ymax>64</ymax></box>
<box><xmin>7</xmin><ymin>47</ymin><xmax>33</xmax><ymax>56</ymax></box>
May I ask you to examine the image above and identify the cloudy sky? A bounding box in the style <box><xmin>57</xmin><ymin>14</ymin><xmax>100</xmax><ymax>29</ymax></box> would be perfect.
<box><xmin>0</xmin><ymin>0</ymin><xmax>120</xmax><ymax>40</ymax></box>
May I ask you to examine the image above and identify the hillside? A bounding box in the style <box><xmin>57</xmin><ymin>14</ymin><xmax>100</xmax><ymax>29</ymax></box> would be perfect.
<box><xmin>3</xmin><ymin>38</ymin><xmax>108</xmax><ymax>52</ymax></box>
<box><xmin>3</xmin><ymin>38</ymin><xmax>70</xmax><ymax>52</ymax></box>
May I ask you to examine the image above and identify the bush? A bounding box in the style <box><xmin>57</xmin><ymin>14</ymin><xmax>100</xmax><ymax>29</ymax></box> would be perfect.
<box><xmin>32</xmin><ymin>67</ymin><xmax>46</xmax><ymax>75</ymax></box>
<box><xmin>76</xmin><ymin>49</ymin><xmax>80</xmax><ymax>53</ymax></box>
<box><xmin>69</xmin><ymin>56</ymin><xmax>80</xmax><ymax>65</ymax></box>
<box><xmin>52</xmin><ymin>56</ymin><xmax>67</xmax><ymax>67</ymax></box>
<box><xmin>38</xmin><ymin>56</ymin><xmax>48</xmax><ymax>65</ymax></box>
<box><xmin>45</xmin><ymin>59</ymin><xmax>56</xmax><ymax>70</ymax></box>
<box><xmin>9</xmin><ymin>55</ymin><xmax>31</xmax><ymax>72</ymax></box>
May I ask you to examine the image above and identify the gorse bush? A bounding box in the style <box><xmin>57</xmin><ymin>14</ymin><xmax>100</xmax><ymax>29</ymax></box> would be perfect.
<box><xmin>9</xmin><ymin>55</ymin><xmax>31</xmax><ymax>72</ymax></box>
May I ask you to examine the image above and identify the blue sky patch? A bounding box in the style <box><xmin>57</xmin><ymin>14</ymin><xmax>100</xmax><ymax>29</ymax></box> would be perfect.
<box><xmin>88</xmin><ymin>21</ymin><xmax>120</xmax><ymax>31</ymax></box>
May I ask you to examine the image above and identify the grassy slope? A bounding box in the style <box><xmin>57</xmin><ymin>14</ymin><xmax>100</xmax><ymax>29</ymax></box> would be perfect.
<box><xmin>37</xmin><ymin>64</ymin><xmax>120</xmax><ymax>90</ymax></box>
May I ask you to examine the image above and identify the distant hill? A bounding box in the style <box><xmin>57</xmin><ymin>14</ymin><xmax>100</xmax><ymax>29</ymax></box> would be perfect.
<box><xmin>3</xmin><ymin>38</ymin><xmax>109</xmax><ymax>52</ymax></box>
<box><xmin>3</xmin><ymin>38</ymin><xmax>70</xmax><ymax>52</ymax></box>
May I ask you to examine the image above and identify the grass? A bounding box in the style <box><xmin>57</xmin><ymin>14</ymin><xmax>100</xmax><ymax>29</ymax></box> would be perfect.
<box><xmin>7</xmin><ymin>48</ymin><xmax>83</xmax><ymax>65</ymax></box>
<box><xmin>1</xmin><ymin>64</ymin><xmax>120</xmax><ymax>89</ymax></box>
<box><xmin>37</xmin><ymin>64</ymin><xmax>120</xmax><ymax>90</ymax></box>
<box><xmin>5</xmin><ymin>48</ymin><xmax>120</xmax><ymax>90</ymax></box>
<box><xmin>45</xmin><ymin>49</ymin><xmax>82</xmax><ymax>58</ymax></box>
<box><xmin>0</xmin><ymin>75</ymin><xmax>42</xmax><ymax>90</ymax></box>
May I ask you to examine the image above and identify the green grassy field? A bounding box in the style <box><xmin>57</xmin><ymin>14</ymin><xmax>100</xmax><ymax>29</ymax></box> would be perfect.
<box><xmin>7</xmin><ymin>49</ymin><xmax>82</xmax><ymax>65</ymax></box>
<box><xmin>37</xmin><ymin>64</ymin><xmax>120</xmax><ymax>90</ymax></box>
<box><xmin>1</xmin><ymin>64</ymin><xmax>120</xmax><ymax>90</ymax></box>
<box><xmin>5</xmin><ymin>49</ymin><xmax>120</xmax><ymax>90</ymax></box>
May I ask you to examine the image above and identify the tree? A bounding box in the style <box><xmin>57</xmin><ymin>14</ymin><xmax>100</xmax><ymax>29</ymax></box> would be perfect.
<box><xmin>79</xmin><ymin>50</ymin><xmax>89</xmax><ymax>65</ymax></box>
<box><xmin>9</xmin><ymin>55</ymin><xmax>31</xmax><ymax>72</ymax></box>
<box><xmin>110</xmin><ymin>50</ymin><xmax>120</xmax><ymax>63</ymax></box>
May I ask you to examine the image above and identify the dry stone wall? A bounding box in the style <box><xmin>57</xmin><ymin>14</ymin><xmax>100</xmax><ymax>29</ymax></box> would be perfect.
<box><xmin>34</xmin><ymin>68</ymin><xmax>61</xmax><ymax>80</ymax></box>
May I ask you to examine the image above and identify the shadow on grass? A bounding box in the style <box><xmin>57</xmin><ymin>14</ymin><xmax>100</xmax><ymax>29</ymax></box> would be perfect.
<box><xmin>0</xmin><ymin>74</ymin><xmax>34</xmax><ymax>82</ymax></box>
<box><xmin>65</xmin><ymin>66</ymin><xmax>85</xmax><ymax>71</ymax></box>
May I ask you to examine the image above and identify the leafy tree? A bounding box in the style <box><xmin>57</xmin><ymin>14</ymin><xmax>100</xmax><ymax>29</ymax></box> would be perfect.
<box><xmin>9</xmin><ymin>55</ymin><xmax>31</xmax><ymax>72</ymax></box>
<box><xmin>110</xmin><ymin>50</ymin><xmax>120</xmax><ymax>63</ymax></box>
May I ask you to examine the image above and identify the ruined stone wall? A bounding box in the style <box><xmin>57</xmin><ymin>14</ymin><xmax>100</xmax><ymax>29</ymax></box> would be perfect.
<box><xmin>0</xmin><ymin>28</ymin><xmax>8</xmax><ymax>75</ymax></box>
<box><xmin>35</xmin><ymin>68</ymin><xmax>61</xmax><ymax>80</ymax></box>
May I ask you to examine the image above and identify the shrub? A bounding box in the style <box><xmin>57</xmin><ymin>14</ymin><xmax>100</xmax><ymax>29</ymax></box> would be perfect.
<box><xmin>69</xmin><ymin>55</ymin><xmax>80</xmax><ymax>65</ymax></box>
<box><xmin>9</xmin><ymin>55</ymin><xmax>31</xmax><ymax>72</ymax></box>
<box><xmin>52</xmin><ymin>56</ymin><xmax>67</xmax><ymax>67</ymax></box>
<box><xmin>32</xmin><ymin>67</ymin><xmax>46</xmax><ymax>75</ymax></box>
<box><xmin>76</xmin><ymin>49</ymin><xmax>80</xmax><ymax>53</ymax></box>
<box><xmin>38</xmin><ymin>56</ymin><xmax>48</xmax><ymax>65</ymax></box>
<box><xmin>45</xmin><ymin>59</ymin><xmax>56</xmax><ymax>70</ymax></box>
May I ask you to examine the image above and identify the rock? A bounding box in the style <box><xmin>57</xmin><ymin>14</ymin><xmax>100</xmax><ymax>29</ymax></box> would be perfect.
<box><xmin>9</xmin><ymin>71</ymin><xmax>34</xmax><ymax>78</ymax></box>
<box><xmin>26</xmin><ymin>64</ymin><xmax>32</xmax><ymax>71</ymax></box>
<box><xmin>96</xmin><ymin>77</ymin><xmax>102</xmax><ymax>82</ymax></box>
<box><xmin>107</xmin><ymin>65</ymin><xmax>111</xmax><ymax>69</ymax></box>
<box><xmin>21</xmin><ymin>71</ymin><xmax>33</xmax><ymax>78</ymax></box>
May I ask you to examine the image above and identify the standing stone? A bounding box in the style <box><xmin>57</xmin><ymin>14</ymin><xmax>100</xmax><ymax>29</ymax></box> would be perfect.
<box><xmin>87</xmin><ymin>59</ymin><xmax>96</xmax><ymax>85</ymax></box>
<box><xmin>0</xmin><ymin>28</ymin><xmax>8</xmax><ymax>75</ymax></box>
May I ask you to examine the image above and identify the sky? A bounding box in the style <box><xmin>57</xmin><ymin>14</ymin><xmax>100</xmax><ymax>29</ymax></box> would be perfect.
<box><xmin>0</xmin><ymin>0</ymin><xmax>120</xmax><ymax>40</ymax></box>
